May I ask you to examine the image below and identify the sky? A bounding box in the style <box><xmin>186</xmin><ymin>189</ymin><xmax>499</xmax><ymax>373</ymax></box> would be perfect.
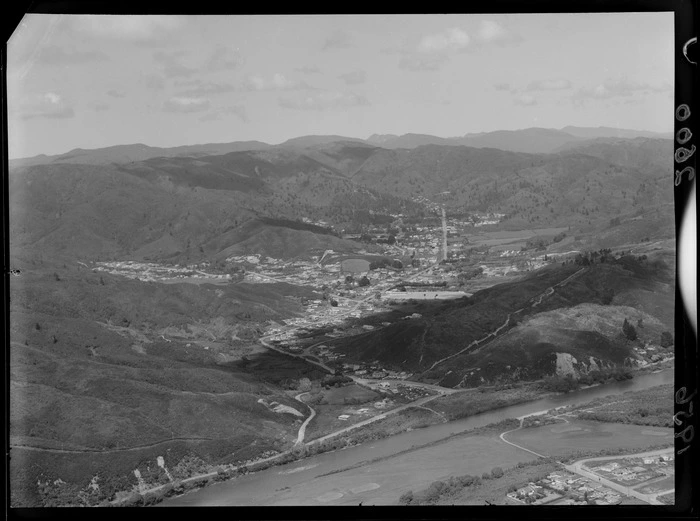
<box><xmin>7</xmin><ymin>13</ymin><xmax>674</xmax><ymax>158</ymax></box>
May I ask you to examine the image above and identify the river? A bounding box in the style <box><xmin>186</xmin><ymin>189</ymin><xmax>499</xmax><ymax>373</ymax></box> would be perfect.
<box><xmin>160</xmin><ymin>368</ymin><xmax>673</xmax><ymax>506</ymax></box>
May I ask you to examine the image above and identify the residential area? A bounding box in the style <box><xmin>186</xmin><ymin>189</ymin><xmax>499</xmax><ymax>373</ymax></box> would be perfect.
<box><xmin>507</xmin><ymin>449</ymin><xmax>675</xmax><ymax>506</ymax></box>
<box><xmin>507</xmin><ymin>470</ymin><xmax>623</xmax><ymax>505</ymax></box>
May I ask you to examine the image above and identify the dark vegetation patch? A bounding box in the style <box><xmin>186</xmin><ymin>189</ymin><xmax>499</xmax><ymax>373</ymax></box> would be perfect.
<box><xmin>232</xmin><ymin>351</ymin><xmax>327</xmax><ymax>388</ymax></box>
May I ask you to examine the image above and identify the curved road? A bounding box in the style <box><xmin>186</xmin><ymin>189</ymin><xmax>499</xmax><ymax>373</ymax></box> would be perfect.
<box><xmin>293</xmin><ymin>392</ymin><xmax>316</xmax><ymax>445</ymax></box>
<box><xmin>498</xmin><ymin>418</ymin><xmax>548</xmax><ymax>459</ymax></box>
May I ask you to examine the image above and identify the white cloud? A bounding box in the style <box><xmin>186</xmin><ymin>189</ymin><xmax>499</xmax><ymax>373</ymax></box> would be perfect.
<box><xmin>494</xmin><ymin>82</ymin><xmax>512</xmax><ymax>91</ymax></box>
<box><xmin>178</xmin><ymin>81</ymin><xmax>237</xmax><ymax>96</ymax></box>
<box><xmin>279</xmin><ymin>91</ymin><xmax>370</xmax><ymax>111</ymax></box>
<box><xmin>526</xmin><ymin>79</ymin><xmax>572</xmax><ymax>91</ymax></box>
<box><xmin>400</xmin><ymin>22</ymin><xmax>518</xmax><ymax>72</ymax></box>
<box><xmin>572</xmin><ymin>78</ymin><xmax>671</xmax><ymax>104</ymax></box>
<box><xmin>417</xmin><ymin>28</ymin><xmax>470</xmax><ymax>53</ymax></box>
<box><xmin>338</xmin><ymin>70</ymin><xmax>367</xmax><ymax>85</ymax></box>
<box><xmin>17</xmin><ymin>92</ymin><xmax>75</xmax><ymax>119</ymax></box>
<box><xmin>107</xmin><ymin>89</ymin><xmax>126</xmax><ymax>98</ymax></box>
<box><xmin>514</xmin><ymin>94</ymin><xmax>537</xmax><ymax>106</ymax></box>
<box><xmin>162</xmin><ymin>96</ymin><xmax>210</xmax><ymax>113</ymax></box>
<box><xmin>243</xmin><ymin>73</ymin><xmax>313</xmax><ymax>92</ymax></box>
<box><xmin>199</xmin><ymin>105</ymin><xmax>248</xmax><ymax>122</ymax></box>
<box><xmin>474</xmin><ymin>20</ymin><xmax>512</xmax><ymax>44</ymax></box>
<box><xmin>72</xmin><ymin>15</ymin><xmax>186</xmax><ymax>44</ymax></box>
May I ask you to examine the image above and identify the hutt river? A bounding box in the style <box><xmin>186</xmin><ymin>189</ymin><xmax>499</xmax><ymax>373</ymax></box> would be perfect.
<box><xmin>161</xmin><ymin>369</ymin><xmax>673</xmax><ymax>506</ymax></box>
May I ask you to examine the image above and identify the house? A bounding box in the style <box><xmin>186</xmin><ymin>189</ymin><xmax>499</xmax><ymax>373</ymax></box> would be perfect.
<box><xmin>643</xmin><ymin>457</ymin><xmax>655</xmax><ymax>465</ymax></box>
<box><xmin>338</xmin><ymin>414</ymin><xmax>350</xmax><ymax>420</ymax></box>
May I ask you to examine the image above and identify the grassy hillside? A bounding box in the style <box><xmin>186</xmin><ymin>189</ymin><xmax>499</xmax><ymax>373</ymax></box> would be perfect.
<box><xmin>8</xmin><ymin>261</ymin><xmax>331</xmax><ymax>506</ymax></box>
<box><xmin>204</xmin><ymin>218</ymin><xmax>364</xmax><ymax>261</ymax></box>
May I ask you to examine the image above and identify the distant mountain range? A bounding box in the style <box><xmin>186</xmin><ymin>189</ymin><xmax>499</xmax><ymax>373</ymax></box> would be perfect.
<box><xmin>366</xmin><ymin>127</ymin><xmax>672</xmax><ymax>153</ymax></box>
<box><xmin>10</xmin><ymin>127</ymin><xmax>671</xmax><ymax>167</ymax></box>
<box><xmin>10</xmin><ymin>132</ymin><xmax>673</xmax><ymax>265</ymax></box>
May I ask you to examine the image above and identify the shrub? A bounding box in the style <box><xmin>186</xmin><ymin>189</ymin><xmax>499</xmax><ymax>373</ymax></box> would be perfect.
<box><xmin>399</xmin><ymin>491</ymin><xmax>414</xmax><ymax>505</ymax></box>
<box><xmin>491</xmin><ymin>467</ymin><xmax>504</xmax><ymax>479</ymax></box>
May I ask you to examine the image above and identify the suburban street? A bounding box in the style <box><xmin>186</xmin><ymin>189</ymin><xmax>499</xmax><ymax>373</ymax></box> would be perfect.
<box><xmin>564</xmin><ymin>449</ymin><xmax>675</xmax><ymax>505</ymax></box>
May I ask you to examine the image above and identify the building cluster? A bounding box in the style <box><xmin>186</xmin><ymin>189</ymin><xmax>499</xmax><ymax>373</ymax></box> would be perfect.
<box><xmin>507</xmin><ymin>470</ymin><xmax>622</xmax><ymax>505</ymax></box>
<box><xmin>632</xmin><ymin>345</ymin><xmax>673</xmax><ymax>365</ymax></box>
<box><xmin>585</xmin><ymin>454</ymin><xmax>673</xmax><ymax>486</ymax></box>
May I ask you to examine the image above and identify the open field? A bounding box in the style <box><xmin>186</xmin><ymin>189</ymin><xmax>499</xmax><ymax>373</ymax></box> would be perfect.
<box><xmin>507</xmin><ymin>420</ymin><xmax>673</xmax><ymax>458</ymax></box>
<box><xmin>636</xmin><ymin>476</ymin><xmax>674</xmax><ymax>494</ymax></box>
<box><xmin>573</xmin><ymin>383</ymin><xmax>674</xmax><ymax>427</ymax></box>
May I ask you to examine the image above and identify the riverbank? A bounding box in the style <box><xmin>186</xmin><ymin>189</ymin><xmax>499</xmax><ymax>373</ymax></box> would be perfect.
<box><xmin>153</xmin><ymin>368</ymin><xmax>672</xmax><ymax>507</ymax></box>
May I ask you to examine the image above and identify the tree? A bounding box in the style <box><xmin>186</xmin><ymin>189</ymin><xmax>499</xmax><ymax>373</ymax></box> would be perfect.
<box><xmin>399</xmin><ymin>491</ymin><xmax>414</xmax><ymax>505</ymax></box>
<box><xmin>622</xmin><ymin>318</ymin><xmax>638</xmax><ymax>341</ymax></box>
<box><xmin>660</xmin><ymin>331</ymin><xmax>673</xmax><ymax>348</ymax></box>
<box><xmin>358</xmin><ymin>276</ymin><xmax>370</xmax><ymax>287</ymax></box>
<box><xmin>601</xmin><ymin>288</ymin><xmax>614</xmax><ymax>305</ymax></box>
<box><xmin>491</xmin><ymin>467</ymin><xmax>504</xmax><ymax>479</ymax></box>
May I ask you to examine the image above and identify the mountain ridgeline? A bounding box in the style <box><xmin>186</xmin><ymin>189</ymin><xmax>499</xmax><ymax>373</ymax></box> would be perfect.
<box><xmin>10</xmin><ymin>129</ymin><xmax>673</xmax><ymax>265</ymax></box>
